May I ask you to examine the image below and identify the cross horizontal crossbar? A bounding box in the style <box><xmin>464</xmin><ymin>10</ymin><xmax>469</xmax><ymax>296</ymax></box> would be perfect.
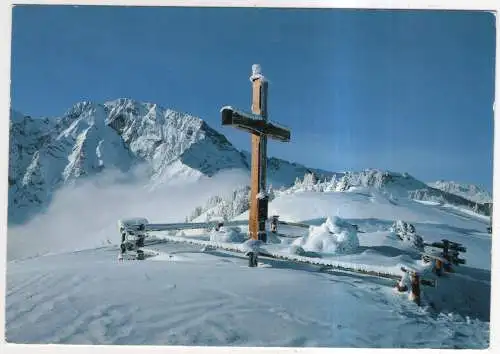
<box><xmin>221</xmin><ymin>106</ymin><xmax>290</xmax><ymax>142</ymax></box>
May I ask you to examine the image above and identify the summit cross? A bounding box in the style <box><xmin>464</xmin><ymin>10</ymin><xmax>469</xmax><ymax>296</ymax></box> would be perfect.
<box><xmin>221</xmin><ymin>64</ymin><xmax>291</xmax><ymax>241</ymax></box>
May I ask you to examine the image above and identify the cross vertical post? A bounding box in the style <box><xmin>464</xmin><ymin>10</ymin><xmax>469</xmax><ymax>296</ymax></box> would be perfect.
<box><xmin>220</xmin><ymin>64</ymin><xmax>291</xmax><ymax>243</ymax></box>
<box><xmin>250</xmin><ymin>65</ymin><xmax>268</xmax><ymax>241</ymax></box>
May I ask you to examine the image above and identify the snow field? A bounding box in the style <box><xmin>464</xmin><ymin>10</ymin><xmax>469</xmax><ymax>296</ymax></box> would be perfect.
<box><xmin>5</xmin><ymin>242</ymin><xmax>490</xmax><ymax>348</ymax></box>
<box><xmin>5</xmin><ymin>183</ymin><xmax>492</xmax><ymax>347</ymax></box>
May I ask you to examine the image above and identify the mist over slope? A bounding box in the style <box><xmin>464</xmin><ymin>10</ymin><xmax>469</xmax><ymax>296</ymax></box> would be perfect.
<box><xmin>7</xmin><ymin>166</ymin><xmax>250</xmax><ymax>261</ymax></box>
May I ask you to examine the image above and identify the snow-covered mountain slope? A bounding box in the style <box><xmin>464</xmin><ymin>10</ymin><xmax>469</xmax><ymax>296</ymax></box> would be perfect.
<box><xmin>311</xmin><ymin>170</ymin><xmax>492</xmax><ymax>216</ymax></box>
<box><xmin>6</xmin><ymin>183</ymin><xmax>491</xmax><ymax>347</ymax></box>
<box><xmin>8</xmin><ymin>100</ymin><xmax>331</xmax><ymax>225</ymax></box>
<box><xmin>185</xmin><ymin>170</ymin><xmax>493</xmax><ymax>226</ymax></box>
<box><xmin>428</xmin><ymin>180</ymin><xmax>492</xmax><ymax>204</ymax></box>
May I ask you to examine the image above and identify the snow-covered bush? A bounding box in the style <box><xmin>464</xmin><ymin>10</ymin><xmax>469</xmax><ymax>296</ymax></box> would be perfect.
<box><xmin>186</xmin><ymin>185</ymin><xmax>251</xmax><ymax>222</ymax></box>
<box><xmin>186</xmin><ymin>184</ymin><xmax>282</xmax><ymax>223</ymax></box>
<box><xmin>335</xmin><ymin>175</ymin><xmax>350</xmax><ymax>192</ymax></box>
<box><xmin>285</xmin><ymin>170</ymin><xmax>399</xmax><ymax>194</ymax></box>
<box><xmin>209</xmin><ymin>226</ymin><xmax>246</xmax><ymax>243</ymax></box>
<box><xmin>286</xmin><ymin>173</ymin><xmax>341</xmax><ymax>194</ymax></box>
<box><xmin>293</xmin><ymin>216</ymin><xmax>359</xmax><ymax>254</ymax></box>
<box><xmin>409</xmin><ymin>189</ymin><xmax>445</xmax><ymax>205</ymax></box>
<box><xmin>390</xmin><ymin>220</ymin><xmax>424</xmax><ymax>250</ymax></box>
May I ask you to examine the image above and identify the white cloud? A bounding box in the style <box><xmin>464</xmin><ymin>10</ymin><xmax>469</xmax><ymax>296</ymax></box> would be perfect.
<box><xmin>7</xmin><ymin>165</ymin><xmax>249</xmax><ymax>261</ymax></box>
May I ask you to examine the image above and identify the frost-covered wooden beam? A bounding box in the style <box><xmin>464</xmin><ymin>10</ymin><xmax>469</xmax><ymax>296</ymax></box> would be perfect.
<box><xmin>143</xmin><ymin>220</ymin><xmax>249</xmax><ymax>232</ymax></box>
<box><xmin>220</xmin><ymin>107</ymin><xmax>291</xmax><ymax>142</ymax></box>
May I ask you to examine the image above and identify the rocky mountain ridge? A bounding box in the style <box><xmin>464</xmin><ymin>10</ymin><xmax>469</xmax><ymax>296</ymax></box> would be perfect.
<box><xmin>8</xmin><ymin>99</ymin><xmax>333</xmax><ymax>224</ymax></box>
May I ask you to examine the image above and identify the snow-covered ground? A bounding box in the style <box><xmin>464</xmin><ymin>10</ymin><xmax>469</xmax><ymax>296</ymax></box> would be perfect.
<box><xmin>5</xmin><ymin>187</ymin><xmax>492</xmax><ymax>348</ymax></box>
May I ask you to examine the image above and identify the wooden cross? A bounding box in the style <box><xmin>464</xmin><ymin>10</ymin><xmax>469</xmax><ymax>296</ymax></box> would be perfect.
<box><xmin>221</xmin><ymin>64</ymin><xmax>291</xmax><ymax>241</ymax></box>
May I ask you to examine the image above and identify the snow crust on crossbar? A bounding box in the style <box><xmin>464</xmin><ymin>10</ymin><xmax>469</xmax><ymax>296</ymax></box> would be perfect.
<box><xmin>138</xmin><ymin>220</ymin><xmax>248</xmax><ymax>232</ymax></box>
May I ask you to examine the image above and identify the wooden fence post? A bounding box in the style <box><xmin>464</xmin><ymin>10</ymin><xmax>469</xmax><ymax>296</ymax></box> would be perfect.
<box><xmin>410</xmin><ymin>272</ymin><xmax>421</xmax><ymax>306</ymax></box>
<box><xmin>434</xmin><ymin>259</ymin><xmax>443</xmax><ymax>276</ymax></box>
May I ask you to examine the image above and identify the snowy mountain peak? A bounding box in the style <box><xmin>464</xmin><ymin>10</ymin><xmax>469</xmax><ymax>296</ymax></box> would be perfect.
<box><xmin>9</xmin><ymin>99</ymin><xmax>251</xmax><ymax>224</ymax></box>
<box><xmin>8</xmin><ymin>99</ymin><xmax>334</xmax><ymax>225</ymax></box>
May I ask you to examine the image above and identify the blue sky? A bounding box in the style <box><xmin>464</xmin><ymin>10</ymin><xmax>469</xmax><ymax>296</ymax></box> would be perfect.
<box><xmin>10</xmin><ymin>6</ymin><xmax>495</xmax><ymax>190</ymax></box>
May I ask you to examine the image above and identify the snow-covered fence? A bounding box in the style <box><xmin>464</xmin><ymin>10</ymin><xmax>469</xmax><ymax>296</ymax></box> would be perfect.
<box><xmin>423</xmin><ymin>239</ymin><xmax>467</xmax><ymax>273</ymax></box>
<box><xmin>118</xmin><ymin>216</ymin><xmax>436</xmax><ymax>306</ymax></box>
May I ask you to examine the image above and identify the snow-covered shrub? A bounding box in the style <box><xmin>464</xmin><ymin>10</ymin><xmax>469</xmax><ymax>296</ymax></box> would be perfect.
<box><xmin>286</xmin><ymin>173</ymin><xmax>341</xmax><ymax>194</ymax></box>
<box><xmin>294</xmin><ymin>216</ymin><xmax>359</xmax><ymax>254</ymax></box>
<box><xmin>186</xmin><ymin>185</ymin><xmax>251</xmax><ymax>222</ymax></box>
<box><xmin>409</xmin><ymin>189</ymin><xmax>445</xmax><ymax>205</ymax></box>
<box><xmin>335</xmin><ymin>175</ymin><xmax>350</xmax><ymax>192</ymax></box>
<box><xmin>390</xmin><ymin>220</ymin><xmax>424</xmax><ymax>250</ymax></box>
<box><xmin>209</xmin><ymin>226</ymin><xmax>246</xmax><ymax>243</ymax></box>
<box><xmin>391</xmin><ymin>220</ymin><xmax>412</xmax><ymax>234</ymax></box>
<box><xmin>334</xmin><ymin>169</ymin><xmax>395</xmax><ymax>192</ymax></box>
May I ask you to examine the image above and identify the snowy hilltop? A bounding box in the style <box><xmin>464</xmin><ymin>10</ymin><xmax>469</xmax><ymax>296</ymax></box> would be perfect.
<box><xmin>428</xmin><ymin>180</ymin><xmax>492</xmax><ymax>204</ymax></box>
<box><xmin>6</xmin><ymin>169</ymin><xmax>492</xmax><ymax>347</ymax></box>
<box><xmin>185</xmin><ymin>169</ymin><xmax>493</xmax><ymax>225</ymax></box>
<box><xmin>8</xmin><ymin>99</ymin><xmax>332</xmax><ymax>225</ymax></box>
<box><xmin>284</xmin><ymin>170</ymin><xmax>493</xmax><ymax>215</ymax></box>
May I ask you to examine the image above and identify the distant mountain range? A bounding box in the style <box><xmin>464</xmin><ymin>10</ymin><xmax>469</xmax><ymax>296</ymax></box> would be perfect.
<box><xmin>8</xmin><ymin>99</ymin><xmax>332</xmax><ymax>224</ymax></box>
<box><xmin>8</xmin><ymin>98</ymin><xmax>492</xmax><ymax>225</ymax></box>
<box><xmin>427</xmin><ymin>180</ymin><xmax>492</xmax><ymax>204</ymax></box>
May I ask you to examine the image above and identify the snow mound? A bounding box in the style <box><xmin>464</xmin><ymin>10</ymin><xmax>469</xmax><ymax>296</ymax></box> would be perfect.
<box><xmin>293</xmin><ymin>216</ymin><xmax>359</xmax><ymax>254</ymax></box>
<box><xmin>209</xmin><ymin>227</ymin><xmax>246</xmax><ymax>243</ymax></box>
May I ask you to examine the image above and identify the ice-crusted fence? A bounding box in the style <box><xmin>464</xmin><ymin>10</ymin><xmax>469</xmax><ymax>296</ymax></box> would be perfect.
<box><xmin>147</xmin><ymin>232</ymin><xmax>405</xmax><ymax>280</ymax></box>
<box><xmin>143</xmin><ymin>216</ymin><xmax>405</xmax><ymax>279</ymax></box>
<box><xmin>121</xmin><ymin>214</ymin><xmax>437</xmax><ymax>305</ymax></box>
